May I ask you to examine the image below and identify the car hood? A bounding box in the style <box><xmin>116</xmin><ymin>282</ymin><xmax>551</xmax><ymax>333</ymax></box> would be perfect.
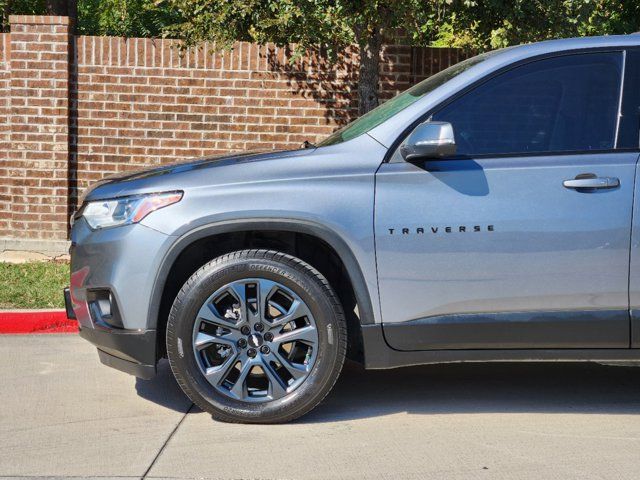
<box><xmin>81</xmin><ymin>148</ymin><xmax>315</xmax><ymax>202</ymax></box>
<box><xmin>81</xmin><ymin>133</ymin><xmax>387</xmax><ymax>205</ymax></box>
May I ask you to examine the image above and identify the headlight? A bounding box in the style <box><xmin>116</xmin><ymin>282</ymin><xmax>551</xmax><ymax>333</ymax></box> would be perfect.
<box><xmin>81</xmin><ymin>191</ymin><xmax>183</xmax><ymax>229</ymax></box>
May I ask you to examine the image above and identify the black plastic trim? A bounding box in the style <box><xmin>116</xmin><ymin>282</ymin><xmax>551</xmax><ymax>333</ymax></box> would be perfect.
<box><xmin>618</xmin><ymin>49</ymin><xmax>640</xmax><ymax>150</ymax></box>
<box><xmin>97</xmin><ymin>349</ymin><xmax>156</xmax><ymax>380</ymax></box>
<box><xmin>382</xmin><ymin>309</ymin><xmax>630</xmax><ymax>351</ymax></box>
<box><xmin>631</xmin><ymin>309</ymin><xmax>640</xmax><ymax>348</ymax></box>
<box><xmin>362</xmin><ymin>324</ymin><xmax>640</xmax><ymax>369</ymax></box>
<box><xmin>148</xmin><ymin>219</ymin><xmax>377</xmax><ymax>329</ymax></box>
<box><xmin>86</xmin><ymin>288</ymin><xmax>124</xmax><ymax>329</ymax></box>
<box><xmin>400</xmin><ymin>148</ymin><xmax>640</xmax><ymax>164</ymax></box>
<box><xmin>79</xmin><ymin>326</ymin><xmax>157</xmax><ymax>375</ymax></box>
<box><xmin>63</xmin><ymin>287</ymin><xmax>75</xmax><ymax>320</ymax></box>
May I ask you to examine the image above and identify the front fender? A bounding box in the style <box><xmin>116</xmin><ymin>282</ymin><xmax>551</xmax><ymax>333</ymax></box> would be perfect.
<box><xmin>146</xmin><ymin>218</ymin><xmax>379</xmax><ymax>331</ymax></box>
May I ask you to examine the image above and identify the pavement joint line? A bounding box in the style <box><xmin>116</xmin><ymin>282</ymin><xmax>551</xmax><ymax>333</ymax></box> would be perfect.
<box><xmin>141</xmin><ymin>402</ymin><xmax>195</xmax><ymax>479</ymax></box>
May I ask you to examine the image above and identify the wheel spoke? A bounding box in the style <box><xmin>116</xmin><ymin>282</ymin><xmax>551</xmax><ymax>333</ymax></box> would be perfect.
<box><xmin>194</xmin><ymin>331</ymin><xmax>216</xmax><ymax>350</ymax></box>
<box><xmin>256</xmin><ymin>279</ymin><xmax>278</xmax><ymax>321</ymax></box>
<box><xmin>262</xmin><ymin>360</ymin><xmax>288</xmax><ymax>398</ymax></box>
<box><xmin>197</xmin><ymin>302</ymin><xmax>239</xmax><ymax>330</ymax></box>
<box><xmin>195</xmin><ymin>331</ymin><xmax>237</xmax><ymax>350</ymax></box>
<box><xmin>269</xmin><ymin>299</ymin><xmax>311</xmax><ymax>328</ymax></box>
<box><xmin>267</xmin><ymin>350</ymin><xmax>307</xmax><ymax>381</ymax></box>
<box><xmin>230</xmin><ymin>359</ymin><xmax>254</xmax><ymax>399</ymax></box>
<box><xmin>227</xmin><ymin>282</ymin><xmax>249</xmax><ymax>324</ymax></box>
<box><xmin>221</xmin><ymin>328</ymin><xmax>244</xmax><ymax>342</ymax></box>
<box><xmin>204</xmin><ymin>352</ymin><xmax>239</xmax><ymax>387</ymax></box>
<box><xmin>274</xmin><ymin>325</ymin><xmax>317</xmax><ymax>345</ymax></box>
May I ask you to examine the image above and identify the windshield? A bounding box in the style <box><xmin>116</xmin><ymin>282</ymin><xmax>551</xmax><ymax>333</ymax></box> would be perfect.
<box><xmin>318</xmin><ymin>52</ymin><xmax>492</xmax><ymax>146</ymax></box>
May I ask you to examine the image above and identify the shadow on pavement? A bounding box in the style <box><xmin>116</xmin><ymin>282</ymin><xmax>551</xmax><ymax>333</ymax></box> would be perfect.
<box><xmin>303</xmin><ymin>361</ymin><xmax>640</xmax><ymax>423</ymax></box>
<box><xmin>135</xmin><ymin>358</ymin><xmax>640</xmax><ymax>421</ymax></box>
<box><xmin>135</xmin><ymin>359</ymin><xmax>191</xmax><ymax>412</ymax></box>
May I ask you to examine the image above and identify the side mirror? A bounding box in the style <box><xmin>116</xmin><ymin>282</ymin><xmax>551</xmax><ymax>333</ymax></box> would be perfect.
<box><xmin>400</xmin><ymin>121</ymin><xmax>456</xmax><ymax>161</ymax></box>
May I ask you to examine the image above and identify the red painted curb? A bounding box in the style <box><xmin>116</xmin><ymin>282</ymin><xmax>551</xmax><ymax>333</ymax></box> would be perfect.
<box><xmin>0</xmin><ymin>310</ymin><xmax>78</xmax><ymax>334</ymax></box>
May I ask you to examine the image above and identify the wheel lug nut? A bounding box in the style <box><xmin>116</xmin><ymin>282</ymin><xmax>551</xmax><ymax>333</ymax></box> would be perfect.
<box><xmin>240</xmin><ymin>325</ymin><xmax>250</xmax><ymax>335</ymax></box>
<box><xmin>260</xmin><ymin>345</ymin><xmax>270</xmax><ymax>354</ymax></box>
<box><xmin>247</xmin><ymin>348</ymin><xmax>257</xmax><ymax>358</ymax></box>
<box><xmin>254</xmin><ymin>323</ymin><xmax>264</xmax><ymax>332</ymax></box>
<box><xmin>237</xmin><ymin>338</ymin><xmax>247</xmax><ymax>348</ymax></box>
<box><xmin>264</xmin><ymin>332</ymin><xmax>274</xmax><ymax>342</ymax></box>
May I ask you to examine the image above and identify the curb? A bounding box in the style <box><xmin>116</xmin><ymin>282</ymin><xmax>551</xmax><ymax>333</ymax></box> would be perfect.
<box><xmin>0</xmin><ymin>310</ymin><xmax>78</xmax><ymax>334</ymax></box>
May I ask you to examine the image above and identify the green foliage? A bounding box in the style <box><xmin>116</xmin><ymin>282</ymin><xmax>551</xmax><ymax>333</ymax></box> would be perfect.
<box><xmin>161</xmin><ymin>0</ymin><xmax>640</xmax><ymax>61</ymax></box>
<box><xmin>1</xmin><ymin>0</ymin><xmax>47</xmax><ymax>31</ymax></box>
<box><xmin>0</xmin><ymin>261</ymin><xmax>69</xmax><ymax>309</ymax></box>
<box><xmin>3</xmin><ymin>0</ymin><xmax>640</xmax><ymax>46</ymax></box>
<box><xmin>162</xmin><ymin>0</ymin><xmax>440</xmax><ymax>59</ymax></box>
<box><xmin>77</xmin><ymin>0</ymin><xmax>181</xmax><ymax>37</ymax></box>
<box><xmin>1</xmin><ymin>0</ymin><xmax>46</xmax><ymax>15</ymax></box>
<box><xmin>433</xmin><ymin>0</ymin><xmax>640</xmax><ymax>52</ymax></box>
<box><xmin>1</xmin><ymin>0</ymin><xmax>181</xmax><ymax>36</ymax></box>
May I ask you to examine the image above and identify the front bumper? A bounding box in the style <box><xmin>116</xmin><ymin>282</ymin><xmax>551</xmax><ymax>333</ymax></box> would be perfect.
<box><xmin>79</xmin><ymin>327</ymin><xmax>157</xmax><ymax>379</ymax></box>
<box><xmin>68</xmin><ymin>218</ymin><xmax>175</xmax><ymax>379</ymax></box>
<box><xmin>65</xmin><ymin>284</ymin><xmax>157</xmax><ymax>379</ymax></box>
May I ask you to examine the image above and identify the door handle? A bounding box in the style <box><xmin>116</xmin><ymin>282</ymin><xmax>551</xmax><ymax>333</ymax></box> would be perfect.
<box><xmin>563</xmin><ymin>175</ymin><xmax>620</xmax><ymax>190</ymax></box>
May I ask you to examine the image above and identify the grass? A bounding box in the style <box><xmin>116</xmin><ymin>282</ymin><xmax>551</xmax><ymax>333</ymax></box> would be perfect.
<box><xmin>0</xmin><ymin>261</ymin><xmax>69</xmax><ymax>309</ymax></box>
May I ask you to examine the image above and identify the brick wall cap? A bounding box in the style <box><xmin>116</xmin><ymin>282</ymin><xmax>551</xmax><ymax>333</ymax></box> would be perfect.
<box><xmin>9</xmin><ymin>15</ymin><xmax>71</xmax><ymax>26</ymax></box>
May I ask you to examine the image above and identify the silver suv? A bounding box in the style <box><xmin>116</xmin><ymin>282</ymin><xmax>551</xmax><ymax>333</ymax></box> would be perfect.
<box><xmin>66</xmin><ymin>35</ymin><xmax>640</xmax><ymax>423</ymax></box>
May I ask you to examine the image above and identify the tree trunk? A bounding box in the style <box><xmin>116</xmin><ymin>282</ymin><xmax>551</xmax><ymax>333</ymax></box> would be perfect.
<box><xmin>46</xmin><ymin>0</ymin><xmax>77</xmax><ymax>20</ymax></box>
<box><xmin>357</xmin><ymin>28</ymin><xmax>382</xmax><ymax>115</ymax></box>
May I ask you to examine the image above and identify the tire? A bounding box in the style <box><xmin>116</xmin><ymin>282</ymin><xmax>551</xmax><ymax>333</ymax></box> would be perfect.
<box><xmin>166</xmin><ymin>249</ymin><xmax>347</xmax><ymax>423</ymax></box>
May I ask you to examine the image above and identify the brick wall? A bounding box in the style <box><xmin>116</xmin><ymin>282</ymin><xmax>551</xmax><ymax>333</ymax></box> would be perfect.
<box><xmin>0</xmin><ymin>33</ymin><xmax>10</xmax><ymax>235</ymax></box>
<box><xmin>5</xmin><ymin>16</ymin><xmax>71</xmax><ymax>243</ymax></box>
<box><xmin>2</xmin><ymin>15</ymin><xmax>465</xmax><ymax>247</ymax></box>
<box><xmin>72</xmin><ymin>39</ymin><xmax>360</xmax><ymax>196</ymax></box>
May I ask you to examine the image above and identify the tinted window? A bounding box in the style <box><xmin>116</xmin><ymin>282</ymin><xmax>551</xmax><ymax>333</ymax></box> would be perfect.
<box><xmin>431</xmin><ymin>52</ymin><xmax>623</xmax><ymax>156</ymax></box>
<box><xmin>318</xmin><ymin>52</ymin><xmax>496</xmax><ymax>146</ymax></box>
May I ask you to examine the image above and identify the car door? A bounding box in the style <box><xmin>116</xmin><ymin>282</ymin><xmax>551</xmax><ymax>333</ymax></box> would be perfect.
<box><xmin>375</xmin><ymin>50</ymin><xmax>639</xmax><ymax>350</ymax></box>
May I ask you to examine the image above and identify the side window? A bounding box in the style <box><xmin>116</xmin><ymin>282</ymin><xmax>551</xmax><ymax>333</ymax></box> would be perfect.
<box><xmin>431</xmin><ymin>52</ymin><xmax>623</xmax><ymax>156</ymax></box>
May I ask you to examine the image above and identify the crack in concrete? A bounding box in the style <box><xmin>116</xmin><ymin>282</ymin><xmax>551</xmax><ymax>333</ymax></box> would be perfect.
<box><xmin>141</xmin><ymin>403</ymin><xmax>194</xmax><ymax>480</ymax></box>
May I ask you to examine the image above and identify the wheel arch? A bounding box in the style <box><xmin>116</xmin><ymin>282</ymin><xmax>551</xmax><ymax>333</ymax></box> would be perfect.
<box><xmin>148</xmin><ymin>219</ymin><xmax>376</xmax><ymax>360</ymax></box>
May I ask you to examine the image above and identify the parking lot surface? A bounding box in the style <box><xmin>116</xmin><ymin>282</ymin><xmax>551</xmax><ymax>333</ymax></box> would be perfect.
<box><xmin>1</xmin><ymin>334</ymin><xmax>640</xmax><ymax>479</ymax></box>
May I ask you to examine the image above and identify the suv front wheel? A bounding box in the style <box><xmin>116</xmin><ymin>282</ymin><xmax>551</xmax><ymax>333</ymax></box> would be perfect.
<box><xmin>166</xmin><ymin>249</ymin><xmax>347</xmax><ymax>423</ymax></box>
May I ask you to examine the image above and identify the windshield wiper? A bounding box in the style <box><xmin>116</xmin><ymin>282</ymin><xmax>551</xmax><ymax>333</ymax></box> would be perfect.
<box><xmin>302</xmin><ymin>140</ymin><xmax>316</xmax><ymax>149</ymax></box>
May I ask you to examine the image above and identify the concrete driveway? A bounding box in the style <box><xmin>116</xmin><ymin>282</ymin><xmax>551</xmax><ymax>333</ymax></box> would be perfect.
<box><xmin>1</xmin><ymin>334</ymin><xmax>639</xmax><ymax>479</ymax></box>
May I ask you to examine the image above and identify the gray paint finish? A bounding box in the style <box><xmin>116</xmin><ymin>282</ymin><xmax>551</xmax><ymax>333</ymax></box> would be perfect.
<box><xmin>74</xmin><ymin>134</ymin><xmax>386</xmax><ymax>332</ymax></box>
<box><xmin>629</xmin><ymin>158</ymin><xmax>640</xmax><ymax>347</ymax></box>
<box><xmin>70</xmin><ymin>34</ymin><xmax>640</xmax><ymax>372</ymax></box>
<box><xmin>71</xmin><ymin>219</ymin><xmax>176</xmax><ymax>330</ymax></box>
<box><xmin>375</xmin><ymin>153</ymin><xmax>638</xmax><ymax>349</ymax></box>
